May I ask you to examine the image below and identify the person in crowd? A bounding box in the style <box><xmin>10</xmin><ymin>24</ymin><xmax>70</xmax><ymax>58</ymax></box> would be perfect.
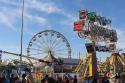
<box><xmin>86</xmin><ymin>76</ymin><xmax>93</xmax><ymax>83</ymax></box>
<box><xmin>2</xmin><ymin>76</ymin><xmax>9</xmax><ymax>83</ymax></box>
<box><xmin>73</xmin><ymin>75</ymin><xmax>77</xmax><ymax>83</ymax></box>
<box><xmin>10</xmin><ymin>74</ymin><xmax>15</xmax><ymax>83</ymax></box>
<box><xmin>102</xmin><ymin>77</ymin><xmax>106</xmax><ymax>83</ymax></box>
<box><xmin>102</xmin><ymin>77</ymin><xmax>109</xmax><ymax>83</ymax></box>
<box><xmin>22</xmin><ymin>74</ymin><xmax>27</xmax><ymax>83</ymax></box>
<box><xmin>48</xmin><ymin>77</ymin><xmax>56</xmax><ymax>83</ymax></box>
<box><xmin>41</xmin><ymin>75</ymin><xmax>49</xmax><ymax>83</ymax></box>
<box><xmin>63</xmin><ymin>76</ymin><xmax>69</xmax><ymax>83</ymax></box>
<box><xmin>114</xmin><ymin>73</ymin><xmax>120</xmax><ymax>83</ymax></box>
<box><xmin>15</xmin><ymin>76</ymin><xmax>21</xmax><ymax>83</ymax></box>
<box><xmin>56</xmin><ymin>76</ymin><xmax>63</xmax><ymax>83</ymax></box>
<box><xmin>26</xmin><ymin>73</ymin><xmax>34</xmax><ymax>83</ymax></box>
<box><xmin>0</xmin><ymin>73</ymin><xmax>3</xmax><ymax>83</ymax></box>
<box><xmin>2</xmin><ymin>71</ymin><xmax>9</xmax><ymax>83</ymax></box>
<box><xmin>92</xmin><ymin>78</ymin><xmax>97</xmax><ymax>83</ymax></box>
<box><xmin>41</xmin><ymin>75</ymin><xmax>57</xmax><ymax>83</ymax></box>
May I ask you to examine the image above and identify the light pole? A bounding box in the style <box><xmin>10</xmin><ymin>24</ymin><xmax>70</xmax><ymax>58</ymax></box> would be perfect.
<box><xmin>0</xmin><ymin>50</ymin><xmax>2</xmax><ymax>62</ymax></box>
<box><xmin>20</xmin><ymin>0</ymin><xmax>25</xmax><ymax>75</ymax></box>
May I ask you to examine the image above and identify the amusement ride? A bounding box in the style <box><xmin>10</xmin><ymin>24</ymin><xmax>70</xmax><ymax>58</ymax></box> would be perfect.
<box><xmin>0</xmin><ymin>8</ymin><xmax>125</xmax><ymax>82</ymax></box>
<box><xmin>73</xmin><ymin>9</ymin><xmax>125</xmax><ymax>80</ymax></box>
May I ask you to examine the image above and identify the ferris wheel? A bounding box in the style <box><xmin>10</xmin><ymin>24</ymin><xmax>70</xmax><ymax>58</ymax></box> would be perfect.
<box><xmin>27</xmin><ymin>30</ymin><xmax>71</xmax><ymax>62</ymax></box>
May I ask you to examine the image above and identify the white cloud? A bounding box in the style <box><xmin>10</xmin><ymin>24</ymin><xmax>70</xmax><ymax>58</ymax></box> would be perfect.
<box><xmin>26</xmin><ymin>0</ymin><xmax>61</xmax><ymax>14</ymax></box>
<box><xmin>0</xmin><ymin>0</ymin><xmax>48</xmax><ymax>33</ymax></box>
<box><xmin>35</xmin><ymin>16</ymin><xmax>47</xmax><ymax>24</ymax></box>
<box><xmin>0</xmin><ymin>0</ymin><xmax>18</xmax><ymax>6</ymax></box>
<box><xmin>116</xmin><ymin>28</ymin><xmax>125</xmax><ymax>50</ymax></box>
<box><xmin>0</xmin><ymin>12</ymin><xmax>16</xmax><ymax>31</ymax></box>
<box><xmin>25</xmin><ymin>0</ymin><xmax>74</xmax><ymax>19</ymax></box>
<box><xmin>0</xmin><ymin>0</ymin><xmax>61</xmax><ymax>14</ymax></box>
<box><xmin>0</xmin><ymin>0</ymin><xmax>21</xmax><ymax>31</ymax></box>
<box><xmin>24</xmin><ymin>12</ymin><xmax>47</xmax><ymax>24</ymax></box>
<box><xmin>0</xmin><ymin>0</ymin><xmax>75</xmax><ymax>38</ymax></box>
<box><xmin>0</xmin><ymin>0</ymin><xmax>62</xmax><ymax>14</ymax></box>
<box><xmin>0</xmin><ymin>0</ymin><xmax>74</xmax><ymax>27</ymax></box>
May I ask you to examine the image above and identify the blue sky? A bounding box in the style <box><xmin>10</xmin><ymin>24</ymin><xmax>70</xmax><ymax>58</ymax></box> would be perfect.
<box><xmin>0</xmin><ymin>0</ymin><xmax>125</xmax><ymax>61</ymax></box>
